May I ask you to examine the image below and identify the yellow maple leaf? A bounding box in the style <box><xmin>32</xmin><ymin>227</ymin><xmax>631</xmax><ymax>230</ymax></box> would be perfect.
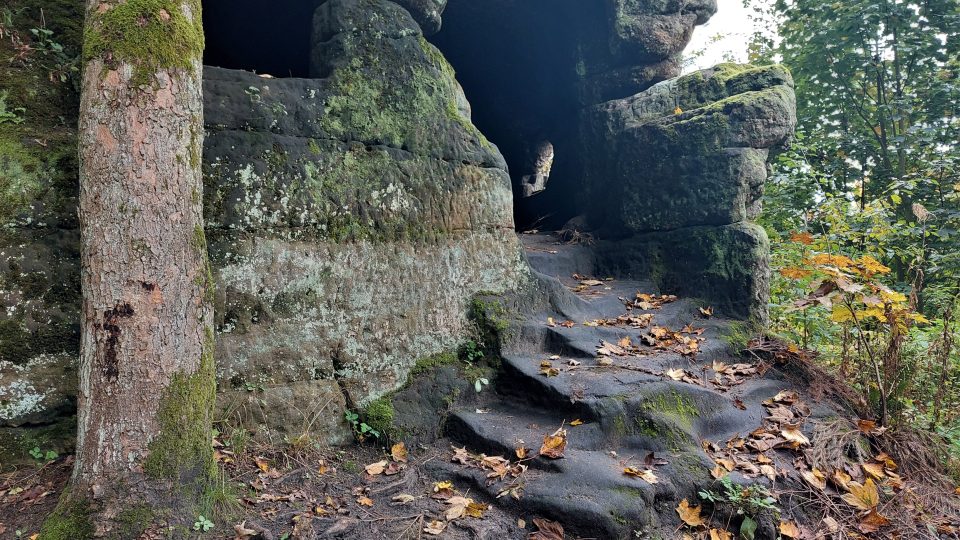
<box><xmin>842</xmin><ymin>478</ymin><xmax>880</xmax><ymax>510</ymax></box>
<box><xmin>674</xmin><ymin>106</ymin><xmax>683</xmax><ymax>115</ymax></box>
<box><xmin>779</xmin><ymin>520</ymin><xmax>802</xmax><ymax>538</ymax></box>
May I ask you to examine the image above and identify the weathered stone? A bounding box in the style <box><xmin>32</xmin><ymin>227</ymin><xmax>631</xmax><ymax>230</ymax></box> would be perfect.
<box><xmin>392</xmin><ymin>0</ymin><xmax>448</xmax><ymax>35</ymax></box>
<box><xmin>595</xmin><ymin>222</ymin><xmax>771</xmax><ymax>321</ymax></box>
<box><xmin>584</xmin><ymin>63</ymin><xmax>796</xmax><ymax>234</ymax></box>
<box><xmin>202</xmin><ymin>0</ymin><xmax>525</xmax><ymax>439</ymax></box>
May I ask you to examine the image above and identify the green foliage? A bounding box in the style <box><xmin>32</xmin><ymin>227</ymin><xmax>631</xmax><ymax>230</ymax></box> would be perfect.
<box><xmin>192</xmin><ymin>514</ymin><xmax>214</xmax><ymax>533</ymax></box>
<box><xmin>0</xmin><ymin>90</ymin><xmax>25</xmax><ymax>124</ymax></box>
<box><xmin>344</xmin><ymin>410</ymin><xmax>380</xmax><ymax>441</ymax></box>
<box><xmin>28</xmin><ymin>446</ymin><xmax>57</xmax><ymax>461</ymax></box>
<box><xmin>756</xmin><ymin>0</ymin><xmax>960</xmax><ymax>453</ymax></box>
<box><xmin>699</xmin><ymin>476</ymin><xmax>779</xmax><ymax>528</ymax></box>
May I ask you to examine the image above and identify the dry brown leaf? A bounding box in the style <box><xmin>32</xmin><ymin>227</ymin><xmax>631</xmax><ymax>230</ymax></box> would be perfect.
<box><xmin>423</xmin><ymin>520</ymin><xmax>446</xmax><ymax>535</ymax></box>
<box><xmin>801</xmin><ymin>468</ymin><xmax>827</xmax><ymax>490</ymax></box>
<box><xmin>781</xmin><ymin>426</ymin><xmax>810</xmax><ymax>446</ymax></box>
<box><xmin>862</xmin><ymin>462</ymin><xmax>885</xmax><ymax>480</ymax></box>
<box><xmin>391</xmin><ymin>442</ymin><xmax>408</xmax><ymax>463</ymax></box>
<box><xmin>391</xmin><ymin>493</ymin><xmax>416</xmax><ymax>504</ymax></box>
<box><xmin>676</xmin><ymin>499</ymin><xmax>706</xmax><ymax>527</ymax></box>
<box><xmin>364</xmin><ymin>460</ymin><xmax>388</xmax><ymax>476</ymax></box>
<box><xmin>356</xmin><ymin>496</ymin><xmax>374</xmax><ymax>507</ymax></box>
<box><xmin>779</xmin><ymin>521</ymin><xmax>801</xmax><ymax>538</ymax></box>
<box><xmin>570</xmin><ymin>419</ymin><xmax>584</xmax><ymax>426</ymax></box>
<box><xmin>516</xmin><ymin>446</ymin><xmax>529</xmax><ymax>459</ymax></box>
<box><xmin>710</xmin><ymin>529</ymin><xmax>734</xmax><ymax>540</ymax></box>
<box><xmin>539</xmin><ymin>428</ymin><xmax>567</xmax><ymax>459</ymax></box>
<box><xmin>623</xmin><ymin>467</ymin><xmax>658</xmax><ymax>484</ymax></box>
<box><xmin>254</xmin><ymin>456</ymin><xmax>270</xmax><ymax>472</ymax></box>
<box><xmin>529</xmin><ymin>518</ymin><xmax>564</xmax><ymax>540</ymax></box>
<box><xmin>859</xmin><ymin>509</ymin><xmax>891</xmax><ymax>533</ymax></box>
<box><xmin>841</xmin><ymin>478</ymin><xmax>879</xmax><ymax>510</ymax></box>
<box><xmin>699</xmin><ymin>306</ymin><xmax>714</xmax><ymax>317</ymax></box>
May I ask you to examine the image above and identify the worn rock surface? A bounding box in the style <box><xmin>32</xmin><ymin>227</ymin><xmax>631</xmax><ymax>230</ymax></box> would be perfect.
<box><xmin>428</xmin><ymin>234</ymin><xmax>841</xmax><ymax>539</ymax></box>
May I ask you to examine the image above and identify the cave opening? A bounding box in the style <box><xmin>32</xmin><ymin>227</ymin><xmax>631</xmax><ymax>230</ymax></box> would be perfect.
<box><xmin>202</xmin><ymin>0</ymin><xmax>323</xmax><ymax>77</ymax></box>
<box><xmin>432</xmin><ymin>0</ymin><xmax>606</xmax><ymax>231</ymax></box>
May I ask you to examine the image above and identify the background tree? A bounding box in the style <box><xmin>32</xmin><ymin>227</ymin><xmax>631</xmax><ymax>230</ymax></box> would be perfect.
<box><xmin>750</xmin><ymin>0</ymin><xmax>960</xmax><ymax>441</ymax></box>
<box><xmin>41</xmin><ymin>0</ymin><xmax>215</xmax><ymax>536</ymax></box>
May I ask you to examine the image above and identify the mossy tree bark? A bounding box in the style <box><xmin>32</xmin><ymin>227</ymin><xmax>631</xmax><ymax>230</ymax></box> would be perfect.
<box><xmin>41</xmin><ymin>0</ymin><xmax>213</xmax><ymax>537</ymax></box>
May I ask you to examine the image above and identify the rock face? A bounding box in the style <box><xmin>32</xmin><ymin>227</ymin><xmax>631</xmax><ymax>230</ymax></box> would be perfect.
<box><xmin>582</xmin><ymin>64</ymin><xmax>797</xmax><ymax>321</ymax></box>
<box><xmin>203</xmin><ymin>0</ymin><xmax>524</xmax><ymax>441</ymax></box>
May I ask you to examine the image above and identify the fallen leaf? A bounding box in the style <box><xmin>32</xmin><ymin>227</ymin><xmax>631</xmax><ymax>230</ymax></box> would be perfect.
<box><xmin>842</xmin><ymin>478</ymin><xmax>880</xmax><ymax>511</ymax></box>
<box><xmin>539</xmin><ymin>428</ymin><xmax>567</xmax><ymax>459</ymax></box>
<box><xmin>779</xmin><ymin>520</ymin><xmax>801</xmax><ymax>538</ymax></box>
<box><xmin>801</xmin><ymin>468</ymin><xmax>827</xmax><ymax>490</ymax></box>
<box><xmin>781</xmin><ymin>426</ymin><xmax>810</xmax><ymax>446</ymax></box>
<box><xmin>547</xmin><ymin>317</ymin><xmax>556</xmax><ymax>327</ymax></box>
<box><xmin>234</xmin><ymin>521</ymin><xmax>257</xmax><ymax>539</ymax></box>
<box><xmin>391</xmin><ymin>442</ymin><xmax>408</xmax><ymax>463</ymax></box>
<box><xmin>445</xmin><ymin>495</ymin><xmax>472</xmax><ymax>520</ymax></box>
<box><xmin>254</xmin><ymin>456</ymin><xmax>270</xmax><ymax>472</ymax></box>
<box><xmin>859</xmin><ymin>509</ymin><xmax>891</xmax><ymax>533</ymax></box>
<box><xmin>710</xmin><ymin>529</ymin><xmax>733</xmax><ymax>540</ymax></box>
<box><xmin>391</xmin><ymin>493</ymin><xmax>416</xmax><ymax>504</ymax></box>
<box><xmin>529</xmin><ymin>518</ymin><xmax>564</xmax><ymax>540</ymax></box>
<box><xmin>516</xmin><ymin>446</ymin><xmax>529</xmax><ymax>459</ymax></box>
<box><xmin>570</xmin><ymin>419</ymin><xmax>584</xmax><ymax>426</ymax></box>
<box><xmin>364</xmin><ymin>460</ymin><xmax>388</xmax><ymax>476</ymax></box>
<box><xmin>630</xmin><ymin>467</ymin><xmax>659</xmax><ymax>484</ymax></box>
<box><xmin>862</xmin><ymin>462</ymin><xmax>885</xmax><ymax>480</ymax></box>
<box><xmin>423</xmin><ymin>520</ymin><xmax>446</xmax><ymax>535</ymax></box>
<box><xmin>699</xmin><ymin>306</ymin><xmax>714</xmax><ymax>317</ymax></box>
<box><xmin>676</xmin><ymin>499</ymin><xmax>706</xmax><ymax>527</ymax></box>
<box><xmin>356</xmin><ymin>496</ymin><xmax>374</xmax><ymax>507</ymax></box>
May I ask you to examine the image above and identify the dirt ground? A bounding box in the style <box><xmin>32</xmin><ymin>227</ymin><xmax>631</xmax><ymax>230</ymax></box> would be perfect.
<box><xmin>0</xmin><ymin>436</ymin><xmax>564</xmax><ymax>540</ymax></box>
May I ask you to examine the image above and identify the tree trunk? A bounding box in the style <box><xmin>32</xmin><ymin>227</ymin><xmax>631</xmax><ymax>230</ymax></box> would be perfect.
<box><xmin>42</xmin><ymin>0</ymin><xmax>213</xmax><ymax>536</ymax></box>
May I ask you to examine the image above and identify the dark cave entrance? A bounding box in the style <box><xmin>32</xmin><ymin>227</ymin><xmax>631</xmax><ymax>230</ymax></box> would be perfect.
<box><xmin>202</xmin><ymin>0</ymin><xmax>323</xmax><ymax>77</ymax></box>
<box><xmin>431</xmin><ymin>0</ymin><xmax>605</xmax><ymax>231</ymax></box>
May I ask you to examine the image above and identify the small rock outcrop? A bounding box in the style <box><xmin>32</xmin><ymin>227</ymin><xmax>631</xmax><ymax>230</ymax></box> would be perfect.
<box><xmin>582</xmin><ymin>64</ymin><xmax>797</xmax><ymax>321</ymax></box>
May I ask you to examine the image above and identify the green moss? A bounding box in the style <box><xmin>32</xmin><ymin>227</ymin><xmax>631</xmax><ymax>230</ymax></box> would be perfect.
<box><xmin>38</xmin><ymin>490</ymin><xmax>94</xmax><ymax>540</ymax></box>
<box><xmin>641</xmin><ymin>391</ymin><xmax>700</xmax><ymax>432</ymax></box>
<box><xmin>409</xmin><ymin>351</ymin><xmax>458</xmax><ymax>379</ymax></box>
<box><xmin>143</xmin><ymin>326</ymin><xmax>216</xmax><ymax>486</ymax></box>
<box><xmin>83</xmin><ymin>0</ymin><xmax>204</xmax><ymax>86</ymax></box>
<box><xmin>362</xmin><ymin>397</ymin><xmax>395</xmax><ymax>438</ymax></box>
<box><xmin>115</xmin><ymin>505</ymin><xmax>154</xmax><ymax>539</ymax></box>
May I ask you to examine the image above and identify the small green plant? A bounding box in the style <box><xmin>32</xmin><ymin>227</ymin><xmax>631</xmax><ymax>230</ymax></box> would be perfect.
<box><xmin>0</xmin><ymin>91</ymin><xmax>25</xmax><ymax>125</ymax></box>
<box><xmin>192</xmin><ymin>515</ymin><xmax>214</xmax><ymax>533</ymax></box>
<box><xmin>28</xmin><ymin>446</ymin><xmax>58</xmax><ymax>461</ymax></box>
<box><xmin>28</xmin><ymin>27</ymin><xmax>78</xmax><ymax>83</ymax></box>
<box><xmin>473</xmin><ymin>377</ymin><xmax>489</xmax><ymax>393</ymax></box>
<box><xmin>344</xmin><ymin>410</ymin><xmax>380</xmax><ymax>440</ymax></box>
<box><xmin>461</xmin><ymin>339</ymin><xmax>484</xmax><ymax>363</ymax></box>
<box><xmin>699</xmin><ymin>476</ymin><xmax>778</xmax><ymax>537</ymax></box>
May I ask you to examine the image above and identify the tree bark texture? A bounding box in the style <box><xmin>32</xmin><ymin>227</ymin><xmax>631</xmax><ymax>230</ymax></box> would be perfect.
<box><xmin>45</xmin><ymin>0</ymin><xmax>213</xmax><ymax>534</ymax></box>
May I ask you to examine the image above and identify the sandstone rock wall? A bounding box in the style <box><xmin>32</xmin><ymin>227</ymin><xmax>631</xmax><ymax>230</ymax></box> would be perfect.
<box><xmin>203</xmin><ymin>0</ymin><xmax>526</xmax><ymax>437</ymax></box>
<box><xmin>582</xmin><ymin>64</ymin><xmax>797</xmax><ymax>320</ymax></box>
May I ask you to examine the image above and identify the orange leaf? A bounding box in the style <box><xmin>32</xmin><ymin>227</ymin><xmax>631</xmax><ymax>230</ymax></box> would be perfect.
<box><xmin>676</xmin><ymin>499</ymin><xmax>706</xmax><ymax>527</ymax></box>
<box><xmin>391</xmin><ymin>442</ymin><xmax>408</xmax><ymax>463</ymax></box>
<box><xmin>859</xmin><ymin>509</ymin><xmax>891</xmax><ymax>533</ymax></box>
<box><xmin>539</xmin><ymin>428</ymin><xmax>567</xmax><ymax>459</ymax></box>
<box><xmin>779</xmin><ymin>521</ymin><xmax>801</xmax><ymax>538</ymax></box>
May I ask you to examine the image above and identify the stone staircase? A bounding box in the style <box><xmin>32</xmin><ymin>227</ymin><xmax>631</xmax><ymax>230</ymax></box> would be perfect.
<box><xmin>427</xmin><ymin>233</ymin><xmax>839</xmax><ymax>539</ymax></box>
